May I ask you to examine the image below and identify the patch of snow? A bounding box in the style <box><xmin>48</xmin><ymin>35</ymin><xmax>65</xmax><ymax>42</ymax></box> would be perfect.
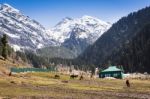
<box><xmin>5</xmin><ymin>33</ymin><xmax>20</xmax><ymax>39</ymax></box>
<box><xmin>78</xmin><ymin>32</ymin><xmax>88</xmax><ymax>39</ymax></box>
<box><xmin>37</xmin><ymin>43</ymin><xmax>44</xmax><ymax>49</ymax></box>
<box><xmin>11</xmin><ymin>44</ymin><xmax>21</xmax><ymax>51</ymax></box>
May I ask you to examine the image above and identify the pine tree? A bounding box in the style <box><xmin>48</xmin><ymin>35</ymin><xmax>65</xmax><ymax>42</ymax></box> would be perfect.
<box><xmin>1</xmin><ymin>34</ymin><xmax>8</xmax><ymax>60</ymax></box>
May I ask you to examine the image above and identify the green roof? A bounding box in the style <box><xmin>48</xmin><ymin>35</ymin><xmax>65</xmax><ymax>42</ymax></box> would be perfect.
<box><xmin>101</xmin><ymin>66</ymin><xmax>122</xmax><ymax>72</ymax></box>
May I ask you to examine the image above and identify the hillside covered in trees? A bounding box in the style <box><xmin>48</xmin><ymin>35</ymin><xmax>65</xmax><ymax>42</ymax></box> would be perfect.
<box><xmin>74</xmin><ymin>6</ymin><xmax>150</xmax><ymax>73</ymax></box>
<box><xmin>102</xmin><ymin>23</ymin><xmax>150</xmax><ymax>73</ymax></box>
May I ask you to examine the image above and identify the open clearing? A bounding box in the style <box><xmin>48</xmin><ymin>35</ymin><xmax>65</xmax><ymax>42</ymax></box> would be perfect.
<box><xmin>0</xmin><ymin>72</ymin><xmax>150</xmax><ymax>99</ymax></box>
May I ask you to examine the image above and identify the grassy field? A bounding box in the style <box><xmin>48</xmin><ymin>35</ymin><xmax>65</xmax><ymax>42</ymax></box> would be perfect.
<box><xmin>0</xmin><ymin>72</ymin><xmax>150</xmax><ymax>99</ymax></box>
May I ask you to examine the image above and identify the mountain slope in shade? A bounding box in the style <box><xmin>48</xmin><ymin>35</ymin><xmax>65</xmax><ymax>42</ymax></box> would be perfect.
<box><xmin>103</xmin><ymin>23</ymin><xmax>150</xmax><ymax>73</ymax></box>
<box><xmin>37</xmin><ymin>46</ymin><xmax>77</xmax><ymax>59</ymax></box>
<box><xmin>74</xmin><ymin>6</ymin><xmax>150</xmax><ymax>72</ymax></box>
<box><xmin>0</xmin><ymin>3</ymin><xmax>58</xmax><ymax>51</ymax></box>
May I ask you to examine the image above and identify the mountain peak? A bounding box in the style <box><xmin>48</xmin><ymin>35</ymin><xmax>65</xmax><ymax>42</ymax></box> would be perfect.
<box><xmin>63</xmin><ymin>17</ymin><xmax>73</xmax><ymax>21</ymax></box>
<box><xmin>81</xmin><ymin>15</ymin><xmax>95</xmax><ymax>19</ymax></box>
<box><xmin>0</xmin><ymin>3</ymin><xmax>19</xmax><ymax>13</ymax></box>
<box><xmin>81</xmin><ymin>15</ymin><xmax>109</xmax><ymax>25</ymax></box>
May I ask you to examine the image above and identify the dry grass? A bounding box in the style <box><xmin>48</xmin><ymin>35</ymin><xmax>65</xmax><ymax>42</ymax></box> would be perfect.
<box><xmin>0</xmin><ymin>58</ymin><xmax>31</xmax><ymax>76</ymax></box>
<box><xmin>0</xmin><ymin>72</ymin><xmax>149</xmax><ymax>99</ymax></box>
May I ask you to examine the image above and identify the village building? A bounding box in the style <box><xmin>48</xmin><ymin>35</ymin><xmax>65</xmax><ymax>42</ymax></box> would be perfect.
<box><xmin>99</xmin><ymin>66</ymin><xmax>124</xmax><ymax>79</ymax></box>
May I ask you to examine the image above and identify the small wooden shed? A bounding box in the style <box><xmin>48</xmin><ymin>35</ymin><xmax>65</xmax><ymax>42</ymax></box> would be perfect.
<box><xmin>99</xmin><ymin>66</ymin><xmax>123</xmax><ymax>79</ymax></box>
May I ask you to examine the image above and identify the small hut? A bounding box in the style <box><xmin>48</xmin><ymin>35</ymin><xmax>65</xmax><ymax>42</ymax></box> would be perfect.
<box><xmin>99</xmin><ymin>66</ymin><xmax>123</xmax><ymax>79</ymax></box>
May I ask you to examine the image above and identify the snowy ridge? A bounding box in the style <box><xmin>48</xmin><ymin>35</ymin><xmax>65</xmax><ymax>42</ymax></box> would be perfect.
<box><xmin>47</xmin><ymin>15</ymin><xmax>111</xmax><ymax>44</ymax></box>
<box><xmin>0</xmin><ymin>3</ymin><xmax>19</xmax><ymax>13</ymax></box>
<box><xmin>0</xmin><ymin>3</ymin><xmax>58</xmax><ymax>51</ymax></box>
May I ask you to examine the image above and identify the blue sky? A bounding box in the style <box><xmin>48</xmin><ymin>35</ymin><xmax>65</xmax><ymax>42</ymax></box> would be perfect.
<box><xmin>0</xmin><ymin>0</ymin><xmax>150</xmax><ymax>28</ymax></box>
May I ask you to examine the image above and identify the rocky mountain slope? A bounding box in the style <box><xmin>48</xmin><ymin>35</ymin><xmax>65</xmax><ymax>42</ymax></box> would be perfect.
<box><xmin>0</xmin><ymin>3</ymin><xmax>58</xmax><ymax>51</ymax></box>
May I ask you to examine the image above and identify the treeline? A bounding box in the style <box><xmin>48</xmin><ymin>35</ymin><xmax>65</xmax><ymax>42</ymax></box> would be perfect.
<box><xmin>16</xmin><ymin>50</ymin><xmax>74</xmax><ymax>68</ymax></box>
<box><xmin>0</xmin><ymin>34</ymin><xmax>14</xmax><ymax>60</ymax></box>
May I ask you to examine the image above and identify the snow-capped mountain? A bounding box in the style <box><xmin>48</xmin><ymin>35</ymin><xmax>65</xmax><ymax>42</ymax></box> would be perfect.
<box><xmin>47</xmin><ymin>15</ymin><xmax>111</xmax><ymax>44</ymax></box>
<box><xmin>0</xmin><ymin>3</ymin><xmax>111</xmax><ymax>58</ymax></box>
<box><xmin>43</xmin><ymin>16</ymin><xmax>111</xmax><ymax>58</ymax></box>
<box><xmin>0</xmin><ymin>3</ymin><xmax>57</xmax><ymax>51</ymax></box>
